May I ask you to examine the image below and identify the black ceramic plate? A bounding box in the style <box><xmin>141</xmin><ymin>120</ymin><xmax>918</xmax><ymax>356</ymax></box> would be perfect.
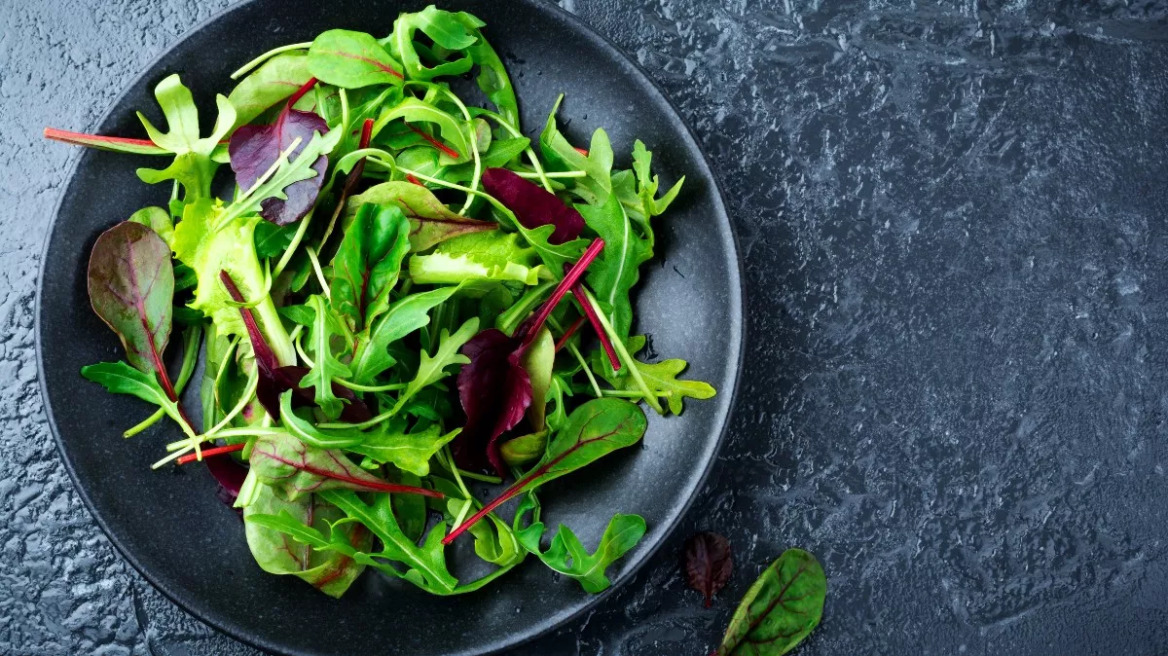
<box><xmin>37</xmin><ymin>1</ymin><xmax>742</xmax><ymax>654</ymax></box>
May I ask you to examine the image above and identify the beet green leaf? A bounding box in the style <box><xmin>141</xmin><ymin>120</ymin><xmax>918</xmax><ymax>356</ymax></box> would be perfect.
<box><xmin>308</xmin><ymin>29</ymin><xmax>404</xmax><ymax>88</ymax></box>
<box><xmin>717</xmin><ymin>549</ymin><xmax>827</xmax><ymax>656</ymax></box>
<box><xmin>330</xmin><ymin>203</ymin><xmax>411</xmax><ymax>335</ymax></box>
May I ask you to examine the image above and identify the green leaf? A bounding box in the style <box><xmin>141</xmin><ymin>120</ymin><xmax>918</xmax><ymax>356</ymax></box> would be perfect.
<box><xmin>461</xmin><ymin>19</ymin><xmax>519</xmax><ymax>128</ymax></box>
<box><xmin>391</xmin><ymin>7</ymin><xmax>477</xmax><ymax>80</ymax></box>
<box><xmin>323</xmin><ymin>489</ymin><xmax>458</xmax><ymax>594</ymax></box>
<box><xmin>331</xmin><ymin>204</ymin><xmax>411</xmax><ymax>334</ymax></box>
<box><xmin>526</xmin><ymin>397</ymin><xmax>645</xmax><ymax>488</ymax></box>
<box><xmin>278</xmin><ymin>303</ymin><xmax>315</xmax><ymax>328</ymax></box>
<box><xmin>279</xmin><ymin>392</ymin><xmax>364</xmax><ymax>449</ymax></box>
<box><xmin>499</xmin><ymin>429</ymin><xmax>548</xmax><ymax>468</ymax></box>
<box><xmin>717</xmin><ymin>549</ymin><xmax>827</xmax><ymax>656</ymax></box>
<box><xmin>539</xmin><ymin>97</ymin><xmax>614</xmax><ymax>202</ymax></box>
<box><xmin>80</xmin><ymin>361</ymin><xmax>171</xmax><ymax>407</ymax></box>
<box><xmin>346</xmin><ymin>420</ymin><xmax>458</xmax><ymax>477</ymax></box>
<box><xmin>228</xmin><ymin>51</ymin><xmax>314</xmax><ymax>128</ymax></box>
<box><xmin>520</xmin><ymin>326</ymin><xmax>555</xmax><ymax>430</ymax></box>
<box><xmin>617</xmin><ymin>357</ymin><xmax>715</xmax><ymax>416</ymax></box>
<box><xmin>581</xmin><ymin>191</ymin><xmax>653</xmax><ymax>341</ymax></box>
<box><xmin>253</xmin><ymin>220</ymin><xmax>297</xmax><ymax>259</ymax></box>
<box><xmin>392</xmin><ymin>471</ymin><xmax>428</xmax><ymax>542</ymax></box>
<box><xmin>392</xmin><ymin>317</ymin><xmax>478</xmax><ymax>411</ymax></box>
<box><xmin>127</xmin><ymin>206</ymin><xmax>174</xmax><ymax>247</ymax></box>
<box><xmin>377</xmin><ymin>98</ymin><xmax>470</xmax><ymax>164</ymax></box>
<box><xmin>631</xmin><ymin>139</ymin><xmax>684</xmax><ymax>218</ymax></box>
<box><xmin>250</xmin><ymin>430</ymin><xmax>408</xmax><ymax>500</ymax></box>
<box><xmin>408</xmin><ymin>230</ymin><xmax>544</xmax><ymax>287</ymax></box>
<box><xmin>347</xmin><ymin>182</ymin><xmax>494</xmax><ymax>252</ymax></box>
<box><xmin>300</xmin><ymin>295</ymin><xmax>353</xmax><ymax>419</ymax></box>
<box><xmin>350</xmin><ymin>286</ymin><xmax>459</xmax><ymax>384</ymax></box>
<box><xmin>86</xmin><ymin>221</ymin><xmax>174</xmax><ymax>375</ymax></box>
<box><xmin>514</xmin><ymin>493</ymin><xmax>646</xmax><ymax>594</ymax></box>
<box><xmin>242</xmin><ymin>483</ymin><xmax>371</xmax><ymax>598</ymax></box>
<box><xmin>307</xmin><ymin>29</ymin><xmax>405</xmax><ymax>88</ymax></box>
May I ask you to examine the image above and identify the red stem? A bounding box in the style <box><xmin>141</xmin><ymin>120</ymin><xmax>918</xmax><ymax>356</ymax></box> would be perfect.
<box><xmin>219</xmin><ymin>270</ymin><xmax>278</xmax><ymax>374</ymax></box>
<box><xmin>521</xmin><ymin>238</ymin><xmax>605</xmax><ymax>347</ymax></box>
<box><xmin>177</xmin><ymin>442</ymin><xmax>246</xmax><ymax>466</ymax></box>
<box><xmin>406</xmin><ymin>173</ymin><xmax>424</xmax><ymax>187</ymax></box>
<box><xmin>286</xmin><ymin>77</ymin><xmax>318</xmax><ymax>109</ymax></box>
<box><xmin>359</xmin><ymin>118</ymin><xmax>374</xmax><ymax>148</ymax></box>
<box><xmin>554</xmin><ymin>316</ymin><xmax>586</xmax><ymax>352</ymax></box>
<box><xmin>571</xmin><ymin>283</ymin><xmax>620</xmax><ymax>371</ymax></box>
<box><xmin>43</xmin><ymin>127</ymin><xmax>159</xmax><ymax>149</ymax></box>
<box><xmin>574</xmin><ymin>146</ymin><xmax>589</xmax><ymax>156</ymax></box>
<box><xmin>408</xmin><ymin>124</ymin><xmax>461</xmax><ymax>159</ymax></box>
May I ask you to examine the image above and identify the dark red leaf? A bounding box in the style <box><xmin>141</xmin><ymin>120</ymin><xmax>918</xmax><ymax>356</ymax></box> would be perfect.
<box><xmin>683</xmin><ymin>532</ymin><xmax>733</xmax><ymax>608</ymax></box>
<box><xmin>453</xmin><ymin>329</ymin><xmax>532</xmax><ymax>476</ymax></box>
<box><xmin>481</xmin><ymin>167</ymin><xmax>585</xmax><ymax>244</ymax></box>
<box><xmin>229</xmin><ymin>98</ymin><xmax>329</xmax><ymax>225</ymax></box>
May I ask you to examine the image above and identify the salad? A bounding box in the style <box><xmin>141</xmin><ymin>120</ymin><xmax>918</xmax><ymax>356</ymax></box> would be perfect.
<box><xmin>47</xmin><ymin>6</ymin><xmax>715</xmax><ymax>598</ymax></box>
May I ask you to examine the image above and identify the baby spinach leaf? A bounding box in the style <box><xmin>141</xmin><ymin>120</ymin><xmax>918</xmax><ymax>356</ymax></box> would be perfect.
<box><xmin>308</xmin><ymin>29</ymin><xmax>404</xmax><ymax>88</ymax></box>
<box><xmin>513</xmin><ymin>494</ymin><xmax>646</xmax><ymax>593</ymax></box>
<box><xmin>249</xmin><ymin>430</ymin><xmax>442</xmax><ymax>500</ymax></box>
<box><xmin>229</xmin><ymin>100</ymin><xmax>330</xmax><ymax>225</ymax></box>
<box><xmin>350</xmin><ymin>286</ymin><xmax>459</xmax><ymax>384</ymax></box>
<box><xmin>347</xmin><ymin>182</ymin><xmax>494</xmax><ymax>252</ymax></box>
<box><xmin>242</xmin><ymin>481</ymin><xmax>372</xmax><ymax>598</ymax></box>
<box><xmin>443</xmin><ymin>398</ymin><xmax>647</xmax><ymax>543</ymax></box>
<box><xmin>228</xmin><ymin>51</ymin><xmax>314</xmax><ymax>128</ymax></box>
<box><xmin>481</xmin><ymin>167</ymin><xmax>585</xmax><ymax>244</ymax></box>
<box><xmin>453</xmin><ymin>328</ymin><xmax>532</xmax><ymax>475</ymax></box>
<box><xmin>717</xmin><ymin>549</ymin><xmax>827</xmax><ymax>656</ymax></box>
<box><xmin>301</xmin><ymin>295</ymin><xmax>354</xmax><ymax>419</ymax></box>
<box><xmin>87</xmin><ymin>221</ymin><xmax>175</xmax><ymax>381</ymax></box>
<box><xmin>684</xmin><ymin>531</ymin><xmax>732</xmax><ymax>608</ymax></box>
<box><xmin>331</xmin><ymin>203</ymin><xmax>411</xmax><ymax>335</ymax></box>
<box><xmin>581</xmin><ymin>191</ymin><xmax>653</xmax><ymax>341</ymax></box>
<box><xmin>127</xmin><ymin>206</ymin><xmax>175</xmax><ymax>247</ymax></box>
<box><xmin>408</xmin><ymin>230</ymin><xmax>543</xmax><ymax>287</ymax></box>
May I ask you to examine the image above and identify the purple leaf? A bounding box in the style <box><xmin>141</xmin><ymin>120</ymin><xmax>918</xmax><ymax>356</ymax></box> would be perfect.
<box><xmin>229</xmin><ymin>107</ymin><xmax>329</xmax><ymax>225</ymax></box>
<box><xmin>87</xmin><ymin>221</ymin><xmax>176</xmax><ymax>394</ymax></box>
<box><xmin>683</xmin><ymin>532</ymin><xmax>733</xmax><ymax>608</ymax></box>
<box><xmin>481</xmin><ymin>167</ymin><xmax>585</xmax><ymax>244</ymax></box>
<box><xmin>453</xmin><ymin>328</ymin><xmax>532</xmax><ymax>476</ymax></box>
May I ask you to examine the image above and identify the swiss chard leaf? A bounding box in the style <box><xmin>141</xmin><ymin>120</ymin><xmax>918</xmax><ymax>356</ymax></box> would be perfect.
<box><xmin>481</xmin><ymin>168</ymin><xmax>585</xmax><ymax>244</ymax></box>
<box><xmin>684</xmin><ymin>531</ymin><xmax>733</xmax><ymax>608</ymax></box>
<box><xmin>453</xmin><ymin>328</ymin><xmax>532</xmax><ymax>475</ymax></box>
<box><xmin>347</xmin><ymin>181</ymin><xmax>494</xmax><ymax>252</ymax></box>
<box><xmin>331</xmin><ymin>203</ymin><xmax>411</xmax><ymax>335</ymax></box>
<box><xmin>241</xmin><ymin>480</ymin><xmax>371</xmax><ymax>598</ymax></box>
<box><xmin>229</xmin><ymin>101</ymin><xmax>330</xmax><ymax>225</ymax></box>
<box><xmin>87</xmin><ymin>221</ymin><xmax>175</xmax><ymax>382</ymax></box>
<box><xmin>513</xmin><ymin>494</ymin><xmax>646</xmax><ymax>593</ymax></box>
<box><xmin>350</xmin><ymin>286</ymin><xmax>459</xmax><ymax>384</ymax></box>
<box><xmin>249</xmin><ymin>430</ymin><xmax>442</xmax><ymax>500</ymax></box>
<box><xmin>443</xmin><ymin>398</ymin><xmax>647</xmax><ymax>543</ymax></box>
<box><xmin>307</xmin><ymin>29</ymin><xmax>404</xmax><ymax>88</ymax></box>
<box><xmin>228</xmin><ymin>51</ymin><xmax>314</xmax><ymax>128</ymax></box>
<box><xmin>717</xmin><ymin>549</ymin><xmax>827</xmax><ymax>656</ymax></box>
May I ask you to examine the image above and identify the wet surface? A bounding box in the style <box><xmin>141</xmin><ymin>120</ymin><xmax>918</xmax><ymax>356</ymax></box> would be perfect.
<box><xmin>4</xmin><ymin>0</ymin><xmax>1168</xmax><ymax>654</ymax></box>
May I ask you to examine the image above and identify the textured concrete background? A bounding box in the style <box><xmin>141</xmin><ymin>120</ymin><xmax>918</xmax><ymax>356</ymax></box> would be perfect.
<box><xmin>4</xmin><ymin>0</ymin><xmax>1168</xmax><ymax>654</ymax></box>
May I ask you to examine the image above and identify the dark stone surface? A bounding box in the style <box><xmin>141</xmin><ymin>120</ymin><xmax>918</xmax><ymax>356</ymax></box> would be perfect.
<box><xmin>3</xmin><ymin>0</ymin><xmax>1168</xmax><ymax>654</ymax></box>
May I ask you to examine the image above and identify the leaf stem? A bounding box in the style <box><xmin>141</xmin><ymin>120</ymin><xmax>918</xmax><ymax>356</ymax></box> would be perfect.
<box><xmin>229</xmin><ymin>41</ymin><xmax>311</xmax><ymax>80</ymax></box>
<box><xmin>579</xmin><ymin>287</ymin><xmax>663</xmax><ymax>414</ymax></box>
<box><xmin>176</xmin><ymin>442</ymin><xmax>246</xmax><ymax>465</ymax></box>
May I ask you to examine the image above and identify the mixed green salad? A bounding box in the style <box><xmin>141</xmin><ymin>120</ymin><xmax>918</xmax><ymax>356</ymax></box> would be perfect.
<box><xmin>47</xmin><ymin>6</ymin><xmax>714</xmax><ymax>597</ymax></box>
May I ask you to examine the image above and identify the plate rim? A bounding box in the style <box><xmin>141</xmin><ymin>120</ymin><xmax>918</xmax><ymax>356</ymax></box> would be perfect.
<box><xmin>35</xmin><ymin>0</ymin><xmax>746</xmax><ymax>653</ymax></box>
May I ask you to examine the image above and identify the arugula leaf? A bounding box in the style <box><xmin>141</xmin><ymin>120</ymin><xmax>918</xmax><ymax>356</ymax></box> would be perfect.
<box><xmin>347</xmin><ymin>181</ymin><xmax>494</xmax><ymax>252</ymax></box>
<box><xmin>80</xmin><ymin>361</ymin><xmax>172</xmax><ymax>407</ymax></box>
<box><xmin>279</xmin><ymin>392</ymin><xmax>363</xmax><ymax>449</ymax></box>
<box><xmin>408</xmin><ymin>230</ymin><xmax>544</xmax><ymax>287</ymax></box>
<box><xmin>443</xmin><ymin>398</ymin><xmax>647</xmax><ymax>543</ymax></box>
<box><xmin>249</xmin><ymin>430</ymin><xmax>442</xmax><ymax>500</ymax></box>
<box><xmin>539</xmin><ymin>97</ymin><xmax>614</xmax><ymax>202</ymax></box>
<box><xmin>350</xmin><ymin>286</ymin><xmax>458</xmax><ymax>384</ymax></box>
<box><xmin>135</xmin><ymin>74</ymin><xmax>235</xmax><ymax>201</ymax></box>
<box><xmin>631</xmin><ymin>139</ymin><xmax>684</xmax><ymax>218</ymax></box>
<box><xmin>331</xmin><ymin>203</ymin><xmax>411</xmax><ymax>335</ymax></box>
<box><xmin>228</xmin><ymin>51</ymin><xmax>314</xmax><ymax>128</ymax></box>
<box><xmin>299</xmin><ymin>295</ymin><xmax>353</xmax><ymax>420</ymax></box>
<box><xmin>347</xmin><ymin>421</ymin><xmax>458</xmax><ymax>477</ymax></box>
<box><xmin>87</xmin><ymin>222</ymin><xmax>175</xmax><ymax>378</ymax></box>
<box><xmin>514</xmin><ymin>493</ymin><xmax>646</xmax><ymax>593</ymax></box>
<box><xmin>460</xmin><ymin>18</ymin><xmax>519</xmax><ymax>128</ymax></box>
<box><xmin>391</xmin><ymin>6</ymin><xmax>477</xmax><ymax>80</ymax></box>
<box><xmin>393</xmin><ymin>317</ymin><xmax>478</xmax><ymax>412</ymax></box>
<box><xmin>619</xmin><ymin>357</ymin><xmax>716</xmax><ymax>415</ymax></box>
<box><xmin>581</xmin><ymin>191</ymin><xmax>653</xmax><ymax>341</ymax></box>
<box><xmin>308</xmin><ymin>29</ymin><xmax>404</xmax><ymax>88</ymax></box>
<box><xmin>242</xmin><ymin>481</ymin><xmax>371</xmax><ymax>598</ymax></box>
<box><xmin>717</xmin><ymin>549</ymin><xmax>827</xmax><ymax>656</ymax></box>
